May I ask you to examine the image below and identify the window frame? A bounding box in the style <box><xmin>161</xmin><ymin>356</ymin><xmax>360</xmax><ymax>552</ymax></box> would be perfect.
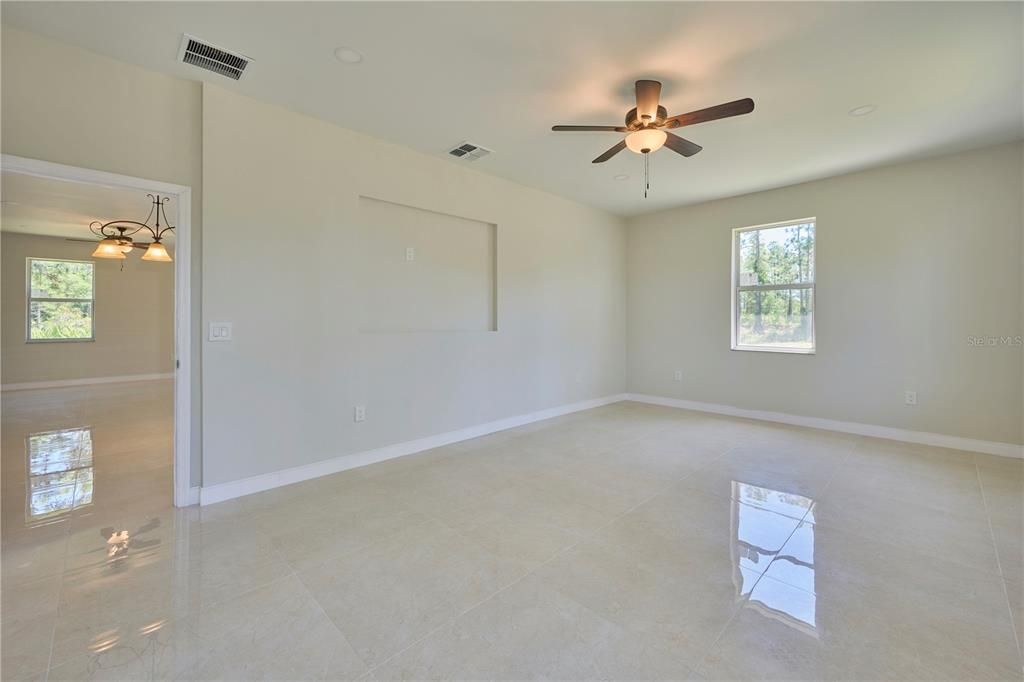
<box><xmin>730</xmin><ymin>218</ymin><xmax>816</xmax><ymax>355</ymax></box>
<box><xmin>26</xmin><ymin>257</ymin><xmax>96</xmax><ymax>343</ymax></box>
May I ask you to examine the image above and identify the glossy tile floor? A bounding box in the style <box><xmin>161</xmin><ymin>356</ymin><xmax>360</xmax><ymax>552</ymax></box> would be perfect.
<box><xmin>3</xmin><ymin>382</ymin><xmax>1022</xmax><ymax>680</ymax></box>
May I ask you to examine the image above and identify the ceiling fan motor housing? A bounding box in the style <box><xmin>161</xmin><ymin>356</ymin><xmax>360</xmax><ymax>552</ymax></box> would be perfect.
<box><xmin>626</xmin><ymin>106</ymin><xmax>668</xmax><ymax>129</ymax></box>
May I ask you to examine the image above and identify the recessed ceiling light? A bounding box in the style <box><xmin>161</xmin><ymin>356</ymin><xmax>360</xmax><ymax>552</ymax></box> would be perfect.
<box><xmin>333</xmin><ymin>47</ymin><xmax>363</xmax><ymax>64</ymax></box>
<box><xmin>613</xmin><ymin>174</ymin><xmax>630</xmax><ymax>181</ymax></box>
<box><xmin>848</xmin><ymin>104</ymin><xmax>877</xmax><ymax>117</ymax></box>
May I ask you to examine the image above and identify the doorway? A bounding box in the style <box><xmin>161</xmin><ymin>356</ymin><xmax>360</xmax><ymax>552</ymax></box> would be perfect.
<box><xmin>1</xmin><ymin>154</ymin><xmax>193</xmax><ymax>507</ymax></box>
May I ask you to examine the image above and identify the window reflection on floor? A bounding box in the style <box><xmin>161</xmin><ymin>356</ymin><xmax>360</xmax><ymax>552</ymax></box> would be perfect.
<box><xmin>27</xmin><ymin>427</ymin><xmax>94</xmax><ymax>524</ymax></box>
<box><xmin>732</xmin><ymin>481</ymin><xmax>818</xmax><ymax>635</ymax></box>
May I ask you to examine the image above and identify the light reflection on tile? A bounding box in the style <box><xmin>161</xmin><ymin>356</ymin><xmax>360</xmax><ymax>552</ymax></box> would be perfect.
<box><xmin>732</xmin><ymin>479</ymin><xmax>815</xmax><ymax>522</ymax></box>
<box><xmin>27</xmin><ymin>427</ymin><xmax>94</xmax><ymax>524</ymax></box>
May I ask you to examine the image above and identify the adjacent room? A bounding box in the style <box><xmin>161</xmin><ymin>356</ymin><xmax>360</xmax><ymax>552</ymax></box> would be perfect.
<box><xmin>1</xmin><ymin>2</ymin><xmax>1021</xmax><ymax>681</ymax></box>
<box><xmin>1</xmin><ymin>174</ymin><xmax>177</xmax><ymax>529</ymax></box>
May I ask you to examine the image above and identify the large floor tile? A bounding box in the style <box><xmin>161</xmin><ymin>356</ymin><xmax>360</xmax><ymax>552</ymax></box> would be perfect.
<box><xmin>809</xmin><ymin>486</ymin><xmax>1002</xmax><ymax>576</ymax></box>
<box><xmin>47</xmin><ymin>575</ymin><xmax>367</xmax><ymax>681</ymax></box>
<box><xmin>534</xmin><ymin>525</ymin><xmax>766</xmax><ymax>670</ymax></box>
<box><xmin>297</xmin><ymin>518</ymin><xmax>522</xmax><ymax>667</ymax></box>
<box><xmin>700</xmin><ymin>566</ymin><xmax>1021</xmax><ymax>680</ymax></box>
<box><xmin>372</xmin><ymin>574</ymin><xmax>699</xmax><ymax>681</ymax></box>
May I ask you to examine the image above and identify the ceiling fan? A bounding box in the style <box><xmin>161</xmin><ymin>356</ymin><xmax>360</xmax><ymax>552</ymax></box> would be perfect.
<box><xmin>551</xmin><ymin>80</ymin><xmax>754</xmax><ymax>194</ymax></box>
<box><xmin>65</xmin><ymin>237</ymin><xmax>160</xmax><ymax>250</ymax></box>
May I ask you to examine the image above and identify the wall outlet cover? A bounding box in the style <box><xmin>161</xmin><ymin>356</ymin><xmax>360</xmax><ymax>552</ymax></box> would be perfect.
<box><xmin>209</xmin><ymin>322</ymin><xmax>232</xmax><ymax>342</ymax></box>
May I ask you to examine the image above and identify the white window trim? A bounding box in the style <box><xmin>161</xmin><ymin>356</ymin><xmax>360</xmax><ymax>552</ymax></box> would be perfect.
<box><xmin>26</xmin><ymin>257</ymin><xmax>96</xmax><ymax>343</ymax></box>
<box><xmin>730</xmin><ymin>218</ymin><xmax>816</xmax><ymax>355</ymax></box>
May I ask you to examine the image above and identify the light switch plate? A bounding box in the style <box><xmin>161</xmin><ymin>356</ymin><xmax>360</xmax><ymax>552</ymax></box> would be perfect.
<box><xmin>209</xmin><ymin>322</ymin><xmax>233</xmax><ymax>342</ymax></box>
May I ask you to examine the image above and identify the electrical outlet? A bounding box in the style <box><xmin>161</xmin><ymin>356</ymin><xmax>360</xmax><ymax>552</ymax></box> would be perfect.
<box><xmin>674</xmin><ymin>369</ymin><xmax>683</xmax><ymax>382</ymax></box>
<box><xmin>354</xmin><ymin>405</ymin><xmax>366</xmax><ymax>422</ymax></box>
<box><xmin>405</xmin><ymin>247</ymin><xmax>415</xmax><ymax>262</ymax></box>
<box><xmin>904</xmin><ymin>391</ymin><xmax>917</xmax><ymax>406</ymax></box>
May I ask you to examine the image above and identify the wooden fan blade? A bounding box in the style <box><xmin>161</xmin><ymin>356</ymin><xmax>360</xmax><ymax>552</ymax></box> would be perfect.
<box><xmin>592</xmin><ymin>140</ymin><xmax>627</xmax><ymax>164</ymax></box>
<box><xmin>552</xmin><ymin>125</ymin><xmax>628</xmax><ymax>132</ymax></box>
<box><xmin>663</xmin><ymin>132</ymin><xmax>702</xmax><ymax>157</ymax></box>
<box><xmin>664</xmin><ymin>98</ymin><xmax>755</xmax><ymax>129</ymax></box>
<box><xmin>635</xmin><ymin>80</ymin><xmax>662</xmax><ymax>122</ymax></box>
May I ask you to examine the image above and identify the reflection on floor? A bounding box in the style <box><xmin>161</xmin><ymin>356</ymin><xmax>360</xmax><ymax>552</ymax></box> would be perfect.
<box><xmin>2</xmin><ymin>386</ymin><xmax>1022</xmax><ymax>681</ymax></box>
<box><xmin>27</xmin><ymin>427</ymin><xmax>95</xmax><ymax>524</ymax></box>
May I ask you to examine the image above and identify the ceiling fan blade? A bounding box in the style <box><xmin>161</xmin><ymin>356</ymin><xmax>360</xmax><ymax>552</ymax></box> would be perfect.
<box><xmin>663</xmin><ymin>132</ymin><xmax>702</xmax><ymax>157</ymax></box>
<box><xmin>664</xmin><ymin>98</ymin><xmax>755</xmax><ymax>129</ymax></box>
<box><xmin>552</xmin><ymin>125</ymin><xmax>628</xmax><ymax>132</ymax></box>
<box><xmin>635</xmin><ymin>80</ymin><xmax>662</xmax><ymax>123</ymax></box>
<box><xmin>592</xmin><ymin>140</ymin><xmax>627</xmax><ymax>164</ymax></box>
<box><xmin>64</xmin><ymin>238</ymin><xmax>157</xmax><ymax>249</ymax></box>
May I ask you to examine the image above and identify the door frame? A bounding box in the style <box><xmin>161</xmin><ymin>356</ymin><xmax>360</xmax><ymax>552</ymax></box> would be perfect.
<box><xmin>2</xmin><ymin>154</ymin><xmax>195</xmax><ymax>507</ymax></box>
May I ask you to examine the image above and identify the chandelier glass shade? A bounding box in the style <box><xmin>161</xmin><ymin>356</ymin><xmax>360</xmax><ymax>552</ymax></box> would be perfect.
<box><xmin>92</xmin><ymin>238</ymin><xmax>128</xmax><ymax>260</ymax></box>
<box><xmin>141</xmin><ymin>240</ymin><xmax>172</xmax><ymax>262</ymax></box>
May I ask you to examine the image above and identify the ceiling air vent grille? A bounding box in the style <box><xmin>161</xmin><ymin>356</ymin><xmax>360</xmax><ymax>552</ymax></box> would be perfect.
<box><xmin>178</xmin><ymin>34</ymin><xmax>251</xmax><ymax>81</ymax></box>
<box><xmin>447</xmin><ymin>142</ymin><xmax>493</xmax><ymax>162</ymax></box>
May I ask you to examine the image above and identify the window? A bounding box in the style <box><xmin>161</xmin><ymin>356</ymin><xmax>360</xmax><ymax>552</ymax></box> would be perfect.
<box><xmin>27</xmin><ymin>258</ymin><xmax>95</xmax><ymax>341</ymax></box>
<box><xmin>732</xmin><ymin>219</ymin><xmax>815</xmax><ymax>353</ymax></box>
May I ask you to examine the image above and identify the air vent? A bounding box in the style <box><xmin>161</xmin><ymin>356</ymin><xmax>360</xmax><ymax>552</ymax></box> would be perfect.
<box><xmin>178</xmin><ymin>34</ymin><xmax>251</xmax><ymax>81</ymax></box>
<box><xmin>447</xmin><ymin>142</ymin><xmax>493</xmax><ymax>162</ymax></box>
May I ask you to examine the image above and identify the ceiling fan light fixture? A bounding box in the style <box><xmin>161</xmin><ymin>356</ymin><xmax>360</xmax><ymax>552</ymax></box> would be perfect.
<box><xmin>92</xmin><ymin>238</ymin><xmax>128</xmax><ymax>259</ymax></box>
<box><xmin>142</xmin><ymin>240</ymin><xmax>172</xmax><ymax>262</ymax></box>
<box><xmin>625</xmin><ymin>128</ymin><xmax>667</xmax><ymax>154</ymax></box>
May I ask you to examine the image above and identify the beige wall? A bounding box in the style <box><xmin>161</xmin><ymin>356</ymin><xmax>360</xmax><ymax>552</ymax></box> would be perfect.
<box><xmin>627</xmin><ymin>142</ymin><xmax>1024</xmax><ymax>446</ymax></box>
<box><xmin>1</xmin><ymin>25</ymin><xmax>203</xmax><ymax>482</ymax></box>
<box><xmin>202</xmin><ymin>85</ymin><xmax>627</xmax><ymax>486</ymax></box>
<box><xmin>1</xmin><ymin>233</ymin><xmax>174</xmax><ymax>384</ymax></box>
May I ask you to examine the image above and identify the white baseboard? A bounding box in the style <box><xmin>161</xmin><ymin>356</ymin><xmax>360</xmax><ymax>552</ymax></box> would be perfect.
<box><xmin>626</xmin><ymin>393</ymin><xmax>1024</xmax><ymax>459</ymax></box>
<box><xmin>2</xmin><ymin>373</ymin><xmax>174</xmax><ymax>392</ymax></box>
<box><xmin>199</xmin><ymin>393</ymin><xmax>630</xmax><ymax>506</ymax></box>
<box><xmin>187</xmin><ymin>486</ymin><xmax>201</xmax><ymax>506</ymax></box>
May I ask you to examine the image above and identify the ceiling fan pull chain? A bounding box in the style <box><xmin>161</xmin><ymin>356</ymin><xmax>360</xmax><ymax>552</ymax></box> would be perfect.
<box><xmin>644</xmin><ymin>152</ymin><xmax>650</xmax><ymax>198</ymax></box>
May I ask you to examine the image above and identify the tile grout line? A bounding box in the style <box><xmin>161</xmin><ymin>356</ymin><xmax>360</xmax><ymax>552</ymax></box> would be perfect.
<box><xmin>974</xmin><ymin>459</ymin><xmax>1023</xmax><ymax>663</ymax></box>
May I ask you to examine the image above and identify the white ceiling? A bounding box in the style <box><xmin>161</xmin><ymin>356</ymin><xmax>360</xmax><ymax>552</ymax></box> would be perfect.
<box><xmin>1</xmin><ymin>171</ymin><xmax>177</xmax><ymax>241</ymax></box>
<box><xmin>3</xmin><ymin>2</ymin><xmax>1021</xmax><ymax>216</ymax></box>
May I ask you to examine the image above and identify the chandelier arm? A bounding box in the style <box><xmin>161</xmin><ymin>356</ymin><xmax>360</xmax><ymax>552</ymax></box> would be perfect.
<box><xmin>155</xmin><ymin>196</ymin><xmax>176</xmax><ymax>240</ymax></box>
<box><xmin>90</xmin><ymin>220</ymin><xmax>150</xmax><ymax>238</ymax></box>
<box><xmin>87</xmin><ymin>194</ymin><xmax>175</xmax><ymax>245</ymax></box>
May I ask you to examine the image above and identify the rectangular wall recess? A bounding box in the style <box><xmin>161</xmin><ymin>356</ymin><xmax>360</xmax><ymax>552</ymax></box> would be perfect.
<box><xmin>357</xmin><ymin>196</ymin><xmax>497</xmax><ymax>332</ymax></box>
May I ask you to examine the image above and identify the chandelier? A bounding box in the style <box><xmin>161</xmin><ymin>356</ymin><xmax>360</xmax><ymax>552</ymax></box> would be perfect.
<box><xmin>91</xmin><ymin>194</ymin><xmax>174</xmax><ymax>262</ymax></box>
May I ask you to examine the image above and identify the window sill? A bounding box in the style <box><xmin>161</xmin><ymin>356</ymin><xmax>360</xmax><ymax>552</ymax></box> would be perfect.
<box><xmin>26</xmin><ymin>338</ymin><xmax>95</xmax><ymax>344</ymax></box>
<box><xmin>731</xmin><ymin>344</ymin><xmax>815</xmax><ymax>355</ymax></box>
